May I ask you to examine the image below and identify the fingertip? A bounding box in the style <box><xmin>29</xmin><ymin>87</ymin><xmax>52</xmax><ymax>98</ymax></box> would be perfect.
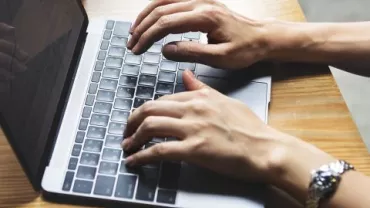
<box><xmin>125</xmin><ymin>156</ymin><xmax>135</xmax><ymax>167</ymax></box>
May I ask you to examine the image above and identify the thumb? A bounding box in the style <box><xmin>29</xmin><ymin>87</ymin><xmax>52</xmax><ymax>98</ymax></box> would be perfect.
<box><xmin>162</xmin><ymin>41</ymin><xmax>226</xmax><ymax>66</ymax></box>
<box><xmin>182</xmin><ymin>70</ymin><xmax>209</xmax><ymax>91</ymax></box>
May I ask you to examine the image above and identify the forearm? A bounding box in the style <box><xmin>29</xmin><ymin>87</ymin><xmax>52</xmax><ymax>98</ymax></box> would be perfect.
<box><xmin>265</xmin><ymin>21</ymin><xmax>370</xmax><ymax>66</ymax></box>
<box><xmin>269</xmin><ymin>135</ymin><xmax>370</xmax><ymax>208</ymax></box>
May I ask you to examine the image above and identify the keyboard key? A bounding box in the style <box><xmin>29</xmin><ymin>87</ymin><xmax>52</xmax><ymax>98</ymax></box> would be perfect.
<box><xmin>99</xmin><ymin>161</ymin><xmax>119</xmax><ymax>175</ymax></box>
<box><xmin>95</xmin><ymin>61</ymin><xmax>104</xmax><ymax>71</ymax></box>
<box><xmin>115</xmin><ymin>174</ymin><xmax>137</xmax><ymax>199</ymax></box>
<box><xmin>103</xmin><ymin>30</ymin><xmax>112</xmax><ymax>40</ymax></box>
<box><xmin>72</xmin><ymin>144</ymin><xmax>82</xmax><ymax>156</ymax></box>
<box><xmin>119</xmin><ymin>75</ymin><xmax>137</xmax><ymax>87</ymax></box>
<box><xmin>106</xmin><ymin>57</ymin><xmax>123</xmax><ymax>68</ymax></box>
<box><xmin>68</xmin><ymin>158</ymin><xmax>78</xmax><ymax>170</ymax></box>
<box><xmin>113</xmin><ymin>21</ymin><xmax>131</xmax><ymax>37</ymax></box>
<box><xmin>94</xmin><ymin>175</ymin><xmax>115</xmax><ymax>196</ymax></box>
<box><xmin>119</xmin><ymin>161</ymin><xmax>137</xmax><ymax>173</ymax></box>
<box><xmin>114</xmin><ymin>98</ymin><xmax>132</xmax><ymax>110</ymax></box>
<box><xmin>82</xmin><ymin>106</ymin><xmax>92</xmax><ymax>118</ymax></box>
<box><xmin>106</xmin><ymin>20</ymin><xmax>115</xmax><ymax>30</ymax></box>
<box><xmin>87</xmin><ymin>126</ymin><xmax>106</xmax><ymax>139</ymax></box>
<box><xmin>141</xmin><ymin>64</ymin><xmax>158</xmax><ymax>75</ymax></box>
<box><xmin>122</xmin><ymin>65</ymin><xmax>140</xmax><ymax>76</ymax></box>
<box><xmin>159</xmin><ymin>162</ymin><xmax>181</xmax><ymax>189</ymax></box>
<box><xmin>93</xmin><ymin>102</ymin><xmax>112</xmax><ymax>114</ymax></box>
<box><xmin>108</xmin><ymin>46</ymin><xmax>126</xmax><ymax>57</ymax></box>
<box><xmin>136</xmin><ymin>86</ymin><xmax>154</xmax><ymax>99</ymax></box>
<box><xmin>77</xmin><ymin>166</ymin><xmax>97</xmax><ymax>180</ymax></box>
<box><xmin>83</xmin><ymin>139</ymin><xmax>103</xmax><ymax>152</ymax></box>
<box><xmin>102</xmin><ymin>148</ymin><xmax>122</xmax><ymax>161</ymax></box>
<box><xmin>184</xmin><ymin>32</ymin><xmax>200</xmax><ymax>40</ymax></box>
<box><xmin>90</xmin><ymin>114</ymin><xmax>109</xmax><ymax>127</ymax></box>
<box><xmin>80</xmin><ymin>152</ymin><xmax>100</xmax><ymax>166</ymax></box>
<box><xmin>79</xmin><ymin>119</ymin><xmax>89</xmax><ymax>130</ymax></box>
<box><xmin>75</xmin><ymin>131</ymin><xmax>85</xmax><ymax>143</ymax></box>
<box><xmin>138</xmin><ymin>75</ymin><xmax>156</xmax><ymax>87</ymax></box>
<box><xmin>165</xmin><ymin>34</ymin><xmax>182</xmax><ymax>44</ymax></box>
<box><xmin>143</xmin><ymin>53</ymin><xmax>161</xmax><ymax>64</ymax></box>
<box><xmin>147</xmin><ymin>44</ymin><xmax>162</xmax><ymax>53</ymax></box>
<box><xmin>62</xmin><ymin>171</ymin><xmax>74</xmax><ymax>191</ymax></box>
<box><xmin>97</xmin><ymin>50</ymin><xmax>107</xmax><ymax>60</ymax></box>
<box><xmin>103</xmin><ymin>68</ymin><xmax>120</xmax><ymax>79</ymax></box>
<box><xmin>158</xmin><ymin>71</ymin><xmax>176</xmax><ymax>83</ymax></box>
<box><xmin>96</xmin><ymin>89</ymin><xmax>115</xmax><ymax>102</ymax></box>
<box><xmin>160</xmin><ymin>60</ymin><xmax>177</xmax><ymax>72</ymax></box>
<box><xmin>125</xmin><ymin>53</ymin><xmax>142</xmax><ymax>65</ymax></box>
<box><xmin>100</xmin><ymin>40</ymin><xmax>109</xmax><ymax>50</ymax></box>
<box><xmin>108</xmin><ymin>122</ymin><xmax>126</xmax><ymax>135</ymax></box>
<box><xmin>117</xmin><ymin>87</ymin><xmax>135</xmax><ymax>98</ymax></box>
<box><xmin>166</xmin><ymin>137</ymin><xmax>178</xmax><ymax>141</ymax></box>
<box><xmin>106</xmin><ymin>135</ymin><xmax>124</xmax><ymax>148</ymax></box>
<box><xmin>156</xmin><ymin>83</ymin><xmax>174</xmax><ymax>94</ymax></box>
<box><xmin>85</xmin><ymin>94</ymin><xmax>95</xmax><ymax>106</ymax></box>
<box><xmin>175</xmin><ymin>84</ymin><xmax>186</xmax><ymax>93</ymax></box>
<box><xmin>157</xmin><ymin>189</ymin><xmax>177</xmax><ymax>204</ymax></box>
<box><xmin>136</xmin><ymin>168</ymin><xmax>159</xmax><ymax>201</ymax></box>
<box><xmin>111</xmin><ymin>36</ymin><xmax>128</xmax><ymax>47</ymax></box>
<box><xmin>73</xmin><ymin>180</ymin><xmax>93</xmax><ymax>194</ymax></box>
<box><xmin>100</xmin><ymin>79</ymin><xmax>118</xmax><ymax>90</ymax></box>
<box><xmin>179</xmin><ymin>62</ymin><xmax>196</xmax><ymax>71</ymax></box>
<box><xmin>154</xmin><ymin>94</ymin><xmax>165</xmax><ymax>100</ymax></box>
<box><xmin>91</xmin><ymin>72</ymin><xmax>101</xmax><ymax>83</ymax></box>
<box><xmin>88</xmin><ymin>83</ymin><xmax>98</xmax><ymax>94</ymax></box>
<box><xmin>111</xmin><ymin>110</ymin><xmax>130</xmax><ymax>123</ymax></box>
<box><xmin>133</xmin><ymin>98</ymin><xmax>150</xmax><ymax>108</ymax></box>
<box><xmin>156</xmin><ymin>38</ymin><xmax>164</xmax><ymax>44</ymax></box>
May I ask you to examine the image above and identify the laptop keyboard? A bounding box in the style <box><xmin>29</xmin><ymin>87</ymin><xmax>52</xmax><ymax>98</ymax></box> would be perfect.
<box><xmin>62</xmin><ymin>20</ymin><xmax>200</xmax><ymax>205</ymax></box>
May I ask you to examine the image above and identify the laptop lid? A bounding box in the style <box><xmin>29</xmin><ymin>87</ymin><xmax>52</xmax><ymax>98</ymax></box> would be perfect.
<box><xmin>0</xmin><ymin>0</ymin><xmax>87</xmax><ymax>190</ymax></box>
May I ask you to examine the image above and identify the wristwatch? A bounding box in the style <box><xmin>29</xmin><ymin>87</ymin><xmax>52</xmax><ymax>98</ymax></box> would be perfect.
<box><xmin>305</xmin><ymin>160</ymin><xmax>355</xmax><ymax>208</ymax></box>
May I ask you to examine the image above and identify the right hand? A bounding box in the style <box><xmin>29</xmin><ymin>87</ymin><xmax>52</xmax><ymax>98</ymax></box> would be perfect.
<box><xmin>0</xmin><ymin>22</ymin><xmax>28</xmax><ymax>81</ymax></box>
<box><xmin>127</xmin><ymin>0</ymin><xmax>272</xmax><ymax>69</ymax></box>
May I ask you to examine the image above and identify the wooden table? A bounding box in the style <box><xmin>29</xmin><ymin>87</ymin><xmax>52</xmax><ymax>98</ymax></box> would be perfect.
<box><xmin>1</xmin><ymin>0</ymin><xmax>370</xmax><ymax>207</ymax></box>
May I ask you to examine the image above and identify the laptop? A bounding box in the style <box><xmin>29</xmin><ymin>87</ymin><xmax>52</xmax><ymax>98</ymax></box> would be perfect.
<box><xmin>0</xmin><ymin>0</ymin><xmax>271</xmax><ymax>207</ymax></box>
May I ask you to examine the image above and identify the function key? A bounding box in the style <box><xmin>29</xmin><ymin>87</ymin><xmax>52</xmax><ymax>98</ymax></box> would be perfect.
<box><xmin>115</xmin><ymin>174</ymin><xmax>137</xmax><ymax>199</ymax></box>
<box><xmin>94</xmin><ymin>175</ymin><xmax>116</xmax><ymax>196</ymax></box>
<box><xmin>100</xmin><ymin>40</ymin><xmax>109</xmax><ymax>50</ymax></box>
<box><xmin>62</xmin><ymin>171</ymin><xmax>74</xmax><ymax>191</ymax></box>
<box><xmin>73</xmin><ymin>180</ymin><xmax>93</xmax><ymax>194</ymax></box>
<box><xmin>78</xmin><ymin>119</ymin><xmax>89</xmax><ymax>131</ymax></box>
<box><xmin>83</xmin><ymin>139</ymin><xmax>103</xmax><ymax>152</ymax></box>
<box><xmin>97</xmin><ymin>50</ymin><xmax>107</xmax><ymax>60</ymax></box>
<box><xmin>82</xmin><ymin>106</ymin><xmax>92</xmax><ymax>118</ymax></box>
<box><xmin>103</xmin><ymin>30</ymin><xmax>112</xmax><ymax>40</ymax></box>
<box><xmin>85</xmin><ymin>94</ymin><xmax>95</xmax><ymax>106</ymax></box>
<box><xmin>68</xmin><ymin>157</ymin><xmax>78</xmax><ymax>170</ymax></box>
<box><xmin>71</xmin><ymin>144</ymin><xmax>82</xmax><ymax>157</ymax></box>
<box><xmin>88</xmin><ymin>83</ymin><xmax>98</xmax><ymax>94</ymax></box>
<box><xmin>94</xmin><ymin>61</ymin><xmax>104</xmax><ymax>71</ymax></box>
<box><xmin>75</xmin><ymin>131</ymin><xmax>85</xmax><ymax>143</ymax></box>
<box><xmin>91</xmin><ymin>72</ymin><xmax>101</xmax><ymax>83</ymax></box>
<box><xmin>106</xmin><ymin>20</ymin><xmax>115</xmax><ymax>30</ymax></box>
<box><xmin>76</xmin><ymin>166</ymin><xmax>97</xmax><ymax>180</ymax></box>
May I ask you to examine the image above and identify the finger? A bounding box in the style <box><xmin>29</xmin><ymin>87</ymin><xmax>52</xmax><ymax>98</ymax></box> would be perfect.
<box><xmin>130</xmin><ymin>0</ymin><xmax>189</xmax><ymax>33</ymax></box>
<box><xmin>0</xmin><ymin>40</ymin><xmax>29</xmax><ymax>62</ymax></box>
<box><xmin>125</xmin><ymin>141</ymin><xmax>189</xmax><ymax>166</ymax></box>
<box><xmin>125</xmin><ymin>100</ymin><xmax>187</xmax><ymax>137</ymax></box>
<box><xmin>0</xmin><ymin>52</ymin><xmax>27</xmax><ymax>73</ymax></box>
<box><xmin>123</xmin><ymin>116</ymin><xmax>188</xmax><ymax>152</ymax></box>
<box><xmin>131</xmin><ymin>11</ymin><xmax>216</xmax><ymax>54</ymax></box>
<box><xmin>128</xmin><ymin>1</ymin><xmax>193</xmax><ymax>49</ymax></box>
<box><xmin>0</xmin><ymin>23</ymin><xmax>14</xmax><ymax>34</ymax></box>
<box><xmin>162</xmin><ymin>41</ymin><xmax>229</xmax><ymax>67</ymax></box>
<box><xmin>183</xmin><ymin>70</ymin><xmax>211</xmax><ymax>91</ymax></box>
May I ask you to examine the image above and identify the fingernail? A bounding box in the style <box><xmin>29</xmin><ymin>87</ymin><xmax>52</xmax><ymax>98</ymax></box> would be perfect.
<box><xmin>163</xmin><ymin>42</ymin><xmax>177</xmax><ymax>53</ymax></box>
<box><xmin>121</xmin><ymin>139</ymin><xmax>129</xmax><ymax>150</ymax></box>
<box><xmin>125</xmin><ymin>156</ymin><xmax>134</xmax><ymax>166</ymax></box>
<box><xmin>127</xmin><ymin>40</ymin><xmax>133</xmax><ymax>49</ymax></box>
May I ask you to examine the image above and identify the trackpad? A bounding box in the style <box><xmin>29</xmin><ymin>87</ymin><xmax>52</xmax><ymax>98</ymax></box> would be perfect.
<box><xmin>176</xmin><ymin>163</ymin><xmax>265</xmax><ymax>208</ymax></box>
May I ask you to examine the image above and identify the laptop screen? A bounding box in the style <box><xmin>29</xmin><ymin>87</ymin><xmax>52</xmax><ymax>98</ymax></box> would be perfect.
<box><xmin>0</xmin><ymin>0</ymin><xmax>87</xmax><ymax>189</ymax></box>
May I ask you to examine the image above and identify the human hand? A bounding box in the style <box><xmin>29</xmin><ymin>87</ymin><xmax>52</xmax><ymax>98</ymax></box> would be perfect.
<box><xmin>127</xmin><ymin>0</ymin><xmax>271</xmax><ymax>69</ymax></box>
<box><xmin>0</xmin><ymin>22</ymin><xmax>28</xmax><ymax>81</ymax></box>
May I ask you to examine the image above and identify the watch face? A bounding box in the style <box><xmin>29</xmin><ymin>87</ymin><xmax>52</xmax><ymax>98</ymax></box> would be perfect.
<box><xmin>312</xmin><ymin>170</ymin><xmax>340</xmax><ymax>198</ymax></box>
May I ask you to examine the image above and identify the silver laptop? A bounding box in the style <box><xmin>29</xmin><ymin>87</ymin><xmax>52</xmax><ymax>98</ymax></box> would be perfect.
<box><xmin>0</xmin><ymin>0</ymin><xmax>271</xmax><ymax>207</ymax></box>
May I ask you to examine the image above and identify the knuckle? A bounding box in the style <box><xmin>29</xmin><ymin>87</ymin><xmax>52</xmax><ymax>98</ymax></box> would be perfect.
<box><xmin>153</xmin><ymin>144</ymin><xmax>168</xmax><ymax>157</ymax></box>
<box><xmin>142</xmin><ymin>116</ymin><xmax>157</xmax><ymax>131</ymax></box>
<box><xmin>140</xmin><ymin>101</ymin><xmax>156</xmax><ymax>115</ymax></box>
<box><xmin>153</xmin><ymin>7</ymin><xmax>165</xmax><ymax>17</ymax></box>
<box><xmin>190</xmin><ymin>137</ymin><xmax>208</xmax><ymax>151</ymax></box>
<box><xmin>188</xmin><ymin>100</ymin><xmax>208</xmax><ymax>114</ymax></box>
<box><xmin>157</xmin><ymin>16</ymin><xmax>171</xmax><ymax>28</ymax></box>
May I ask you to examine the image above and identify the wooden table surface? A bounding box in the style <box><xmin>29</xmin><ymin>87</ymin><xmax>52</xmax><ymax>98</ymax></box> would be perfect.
<box><xmin>1</xmin><ymin>0</ymin><xmax>370</xmax><ymax>207</ymax></box>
